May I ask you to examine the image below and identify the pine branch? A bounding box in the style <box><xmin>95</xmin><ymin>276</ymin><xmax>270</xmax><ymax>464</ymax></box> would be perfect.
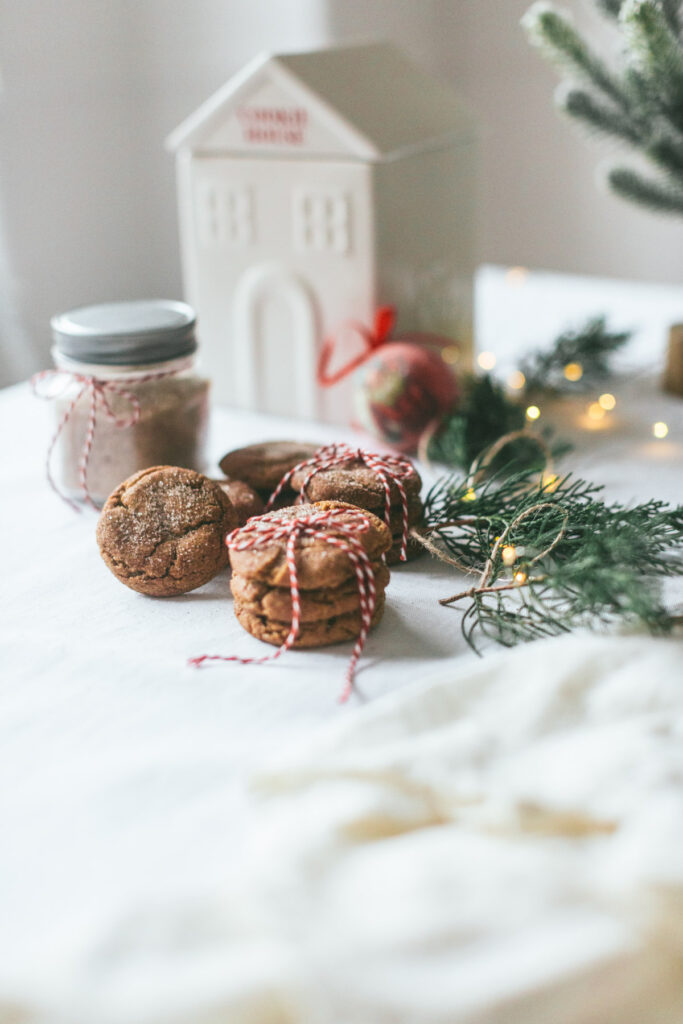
<box><xmin>523</xmin><ymin>3</ymin><xmax>631</xmax><ymax>110</ymax></box>
<box><xmin>646</xmin><ymin>129</ymin><xmax>683</xmax><ymax>178</ymax></box>
<box><xmin>525</xmin><ymin>0</ymin><xmax>683</xmax><ymax>215</ymax></box>
<box><xmin>608</xmin><ymin>164</ymin><xmax>683</xmax><ymax>210</ymax></box>
<box><xmin>518</xmin><ymin>315</ymin><xmax>631</xmax><ymax>393</ymax></box>
<box><xmin>427</xmin><ymin>374</ymin><xmax>526</xmax><ymax>470</ymax></box>
<box><xmin>596</xmin><ymin>0</ymin><xmax>626</xmax><ymax>18</ymax></box>
<box><xmin>560</xmin><ymin>85</ymin><xmax>641</xmax><ymax>144</ymax></box>
<box><xmin>423</xmin><ymin>468</ymin><xmax>683</xmax><ymax>653</ymax></box>
<box><xmin>620</xmin><ymin>0</ymin><xmax>683</xmax><ymax>131</ymax></box>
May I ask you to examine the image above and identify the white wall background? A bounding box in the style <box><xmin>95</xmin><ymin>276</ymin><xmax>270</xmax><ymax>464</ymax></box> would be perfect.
<box><xmin>1</xmin><ymin>0</ymin><xmax>682</xmax><ymax>386</ymax></box>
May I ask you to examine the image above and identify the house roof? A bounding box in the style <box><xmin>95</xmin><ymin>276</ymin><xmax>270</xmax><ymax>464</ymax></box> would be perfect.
<box><xmin>166</xmin><ymin>42</ymin><xmax>474</xmax><ymax>161</ymax></box>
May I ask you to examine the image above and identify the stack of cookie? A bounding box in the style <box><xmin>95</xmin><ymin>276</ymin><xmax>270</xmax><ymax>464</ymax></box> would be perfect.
<box><xmin>228</xmin><ymin>500</ymin><xmax>391</xmax><ymax>648</ymax></box>
<box><xmin>219</xmin><ymin>440</ymin><xmax>318</xmax><ymax>509</ymax></box>
<box><xmin>289</xmin><ymin>457</ymin><xmax>424</xmax><ymax>564</ymax></box>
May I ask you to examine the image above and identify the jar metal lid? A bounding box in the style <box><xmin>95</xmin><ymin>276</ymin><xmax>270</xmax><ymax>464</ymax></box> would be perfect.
<box><xmin>51</xmin><ymin>299</ymin><xmax>197</xmax><ymax>366</ymax></box>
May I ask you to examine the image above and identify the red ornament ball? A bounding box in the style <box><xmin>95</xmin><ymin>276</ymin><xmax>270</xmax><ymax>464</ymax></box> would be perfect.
<box><xmin>354</xmin><ymin>340</ymin><xmax>460</xmax><ymax>453</ymax></box>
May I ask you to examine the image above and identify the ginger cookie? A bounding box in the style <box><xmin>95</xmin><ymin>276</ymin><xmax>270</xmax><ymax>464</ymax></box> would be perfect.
<box><xmin>230</xmin><ymin>562</ymin><xmax>390</xmax><ymax>622</ymax></box>
<box><xmin>234</xmin><ymin>592</ymin><xmax>386</xmax><ymax>648</ymax></box>
<box><xmin>96</xmin><ymin>466</ymin><xmax>237</xmax><ymax>596</ymax></box>
<box><xmin>219</xmin><ymin>441</ymin><xmax>318</xmax><ymax>497</ymax></box>
<box><xmin>214</xmin><ymin>478</ymin><xmax>264</xmax><ymax>526</ymax></box>
<box><xmin>289</xmin><ymin>457</ymin><xmax>422</xmax><ymax>509</ymax></box>
<box><xmin>228</xmin><ymin>500</ymin><xmax>391</xmax><ymax>589</ymax></box>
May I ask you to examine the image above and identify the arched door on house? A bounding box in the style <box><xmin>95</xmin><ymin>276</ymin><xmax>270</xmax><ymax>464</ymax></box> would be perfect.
<box><xmin>232</xmin><ymin>263</ymin><xmax>320</xmax><ymax>419</ymax></box>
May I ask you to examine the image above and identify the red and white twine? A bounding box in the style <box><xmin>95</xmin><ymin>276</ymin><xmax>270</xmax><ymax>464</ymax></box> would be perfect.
<box><xmin>266</xmin><ymin>442</ymin><xmax>414</xmax><ymax>561</ymax></box>
<box><xmin>190</xmin><ymin>507</ymin><xmax>377</xmax><ymax>703</ymax></box>
<box><xmin>31</xmin><ymin>367</ymin><xmax>180</xmax><ymax>511</ymax></box>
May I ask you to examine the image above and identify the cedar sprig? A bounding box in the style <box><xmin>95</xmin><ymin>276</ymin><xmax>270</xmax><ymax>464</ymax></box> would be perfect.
<box><xmin>519</xmin><ymin>315</ymin><xmax>632</xmax><ymax>394</ymax></box>
<box><xmin>422</xmin><ymin>466</ymin><xmax>683</xmax><ymax>652</ymax></box>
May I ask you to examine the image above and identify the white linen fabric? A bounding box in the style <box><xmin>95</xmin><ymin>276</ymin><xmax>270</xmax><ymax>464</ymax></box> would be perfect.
<box><xmin>0</xmin><ymin>373</ymin><xmax>682</xmax><ymax>1024</ymax></box>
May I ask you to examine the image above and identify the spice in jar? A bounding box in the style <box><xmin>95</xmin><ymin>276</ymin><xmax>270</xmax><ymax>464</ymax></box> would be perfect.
<box><xmin>42</xmin><ymin>299</ymin><xmax>209</xmax><ymax>507</ymax></box>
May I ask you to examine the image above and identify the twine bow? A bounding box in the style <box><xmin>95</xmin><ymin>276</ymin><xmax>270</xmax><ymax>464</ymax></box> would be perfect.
<box><xmin>190</xmin><ymin>507</ymin><xmax>377</xmax><ymax>703</ymax></box>
<box><xmin>266</xmin><ymin>442</ymin><xmax>414</xmax><ymax>561</ymax></box>
<box><xmin>316</xmin><ymin>306</ymin><xmax>395</xmax><ymax>387</ymax></box>
<box><xmin>31</xmin><ymin>367</ymin><xmax>181</xmax><ymax>511</ymax></box>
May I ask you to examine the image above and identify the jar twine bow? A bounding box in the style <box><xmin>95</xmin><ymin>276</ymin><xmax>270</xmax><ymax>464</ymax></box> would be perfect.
<box><xmin>316</xmin><ymin>305</ymin><xmax>396</xmax><ymax>387</ymax></box>
<box><xmin>190</xmin><ymin>507</ymin><xmax>377</xmax><ymax>703</ymax></box>
<box><xmin>266</xmin><ymin>442</ymin><xmax>414</xmax><ymax>562</ymax></box>
<box><xmin>31</xmin><ymin>366</ymin><xmax>180</xmax><ymax>511</ymax></box>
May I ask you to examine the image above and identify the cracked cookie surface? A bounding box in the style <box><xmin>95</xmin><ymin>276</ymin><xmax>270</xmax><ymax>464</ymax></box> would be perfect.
<box><xmin>228</xmin><ymin>500</ymin><xmax>391</xmax><ymax>589</ymax></box>
<box><xmin>290</xmin><ymin>458</ymin><xmax>422</xmax><ymax>508</ymax></box>
<box><xmin>96</xmin><ymin>466</ymin><xmax>237</xmax><ymax>596</ymax></box>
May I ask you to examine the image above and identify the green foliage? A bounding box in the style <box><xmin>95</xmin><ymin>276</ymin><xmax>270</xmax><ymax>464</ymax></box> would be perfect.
<box><xmin>427</xmin><ymin>374</ymin><xmax>525</xmax><ymax>469</ymax></box>
<box><xmin>424</xmin><ymin>466</ymin><xmax>683</xmax><ymax>651</ymax></box>
<box><xmin>427</xmin><ymin>316</ymin><xmax>629</xmax><ymax>471</ymax></box>
<box><xmin>524</xmin><ymin>0</ymin><xmax>683</xmax><ymax>215</ymax></box>
<box><xmin>519</xmin><ymin>315</ymin><xmax>632</xmax><ymax>393</ymax></box>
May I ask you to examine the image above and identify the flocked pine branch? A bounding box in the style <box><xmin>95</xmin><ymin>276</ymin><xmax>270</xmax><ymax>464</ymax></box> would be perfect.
<box><xmin>422</xmin><ymin>466</ymin><xmax>683</xmax><ymax>652</ymax></box>
<box><xmin>523</xmin><ymin>0</ymin><xmax>683</xmax><ymax>215</ymax></box>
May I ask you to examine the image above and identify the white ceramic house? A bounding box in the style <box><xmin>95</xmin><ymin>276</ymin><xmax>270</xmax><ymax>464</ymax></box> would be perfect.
<box><xmin>167</xmin><ymin>43</ymin><xmax>475</xmax><ymax>423</ymax></box>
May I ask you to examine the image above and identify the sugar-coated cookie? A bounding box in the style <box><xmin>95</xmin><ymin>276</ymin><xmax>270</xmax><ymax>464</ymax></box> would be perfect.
<box><xmin>290</xmin><ymin>457</ymin><xmax>422</xmax><ymax>509</ymax></box>
<box><xmin>96</xmin><ymin>466</ymin><xmax>236</xmax><ymax>596</ymax></box>
<box><xmin>228</xmin><ymin>500</ymin><xmax>391</xmax><ymax>589</ymax></box>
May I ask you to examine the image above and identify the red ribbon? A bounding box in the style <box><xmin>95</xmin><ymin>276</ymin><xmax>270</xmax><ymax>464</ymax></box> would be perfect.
<box><xmin>316</xmin><ymin>306</ymin><xmax>396</xmax><ymax>387</ymax></box>
<box><xmin>190</xmin><ymin>507</ymin><xmax>377</xmax><ymax>703</ymax></box>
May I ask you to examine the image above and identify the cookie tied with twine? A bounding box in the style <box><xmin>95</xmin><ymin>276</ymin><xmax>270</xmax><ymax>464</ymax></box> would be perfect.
<box><xmin>266</xmin><ymin>442</ymin><xmax>421</xmax><ymax>564</ymax></box>
<box><xmin>190</xmin><ymin>501</ymin><xmax>391</xmax><ymax>702</ymax></box>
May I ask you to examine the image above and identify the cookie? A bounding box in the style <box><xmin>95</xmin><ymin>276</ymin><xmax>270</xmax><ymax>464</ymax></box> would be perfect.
<box><xmin>219</xmin><ymin>441</ymin><xmax>318</xmax><ymax>495</ymax></box>
<box><xmin>214</xmin><ymin>478</ymin><xmax>264</xmax><ymax>526</ymax></box>
<box><xmin>231</xmin><ymin>562</ymin><xmax>390</xmax><ymax>622</ymax></box>
<box><xmin>234</xmin><ymin>591</ymin><xmax>386</xmax><ymax>648</ymax></box>
<box><xmin>228</xmin><ymin>501</ymin><xmax>392</xmax><ymax>589</ymax></box>
<box><xmin>96</xmin><ymin>466</ymin><xmax>237</xmax><ymax>596</ymax></box>
<box><xmin>290</xmin><ymin>457</ymin><xmax>422</xmax><ymax>509</ymax></box>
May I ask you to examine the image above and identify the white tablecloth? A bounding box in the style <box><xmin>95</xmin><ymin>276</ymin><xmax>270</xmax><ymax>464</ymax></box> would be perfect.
<box><xmin>1</xmin><ymin>362</ymin><xmax>682</xmax><ymax>1023</ymax></box>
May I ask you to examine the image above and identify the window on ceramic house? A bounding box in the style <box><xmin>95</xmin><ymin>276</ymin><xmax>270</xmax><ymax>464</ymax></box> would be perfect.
<box><xmin>197</xmin><ymin>184</ymin><xmax>254</xmax><ymax>246</ymax></box>
<box><xmin>293</xmin><ymin>188</ymin><xmax>350</xmax><ymax>255</ymax></box>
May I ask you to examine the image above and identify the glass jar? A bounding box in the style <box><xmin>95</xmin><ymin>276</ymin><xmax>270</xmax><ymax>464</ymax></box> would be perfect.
<box><xmin>49</xmin><ymin>299</ymin><xmax>209</xmax><ymax>506</ymax></box>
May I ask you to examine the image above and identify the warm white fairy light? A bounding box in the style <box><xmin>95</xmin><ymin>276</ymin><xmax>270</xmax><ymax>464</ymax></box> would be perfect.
<box><xmin>598</xmin><ymin>392</ymin><xmax>616</xmax><ymax>411</ymax></box>
<box><xmin>564</xmin><ymin>362</ymin><xmax>583</xmax><ymax>382</ymax></box>
<box><xmin>542</xmin><ymin>472</ymin><xmax>559</xmax><ymax>492</ymax></box>
<box><xmin>526</xmin><ymin>405</ymin><xmax>541</xmax><ymax>421</ymax></box>
<box><xmin>463</xmin><ymin>487</ymin><xmax>477</xmax><ymax>502</ymax></box>
<box><xmin>653</xmin><ymin>421</ymin><xmax>669</xmax><ymax>439</ymax></box>
<box><xmin>514</xmin><ymin>569</ymin><xmax>528</xmax><ymax>585</ymax></box>
<box><xmin>507</xmin><ymin>370</ymin><xmax>526</xmax><ymax>391</ymax></box>
<box><xmin>587</xmin><ymin>402</ymin><xmax>606</xmax><ymax>422</ymax></box>
<box><xmin>477</xmin><ymin>351</ymin><xmax>497</xmax><ymax>371</ymax></box>
<box><xmin>502</xmin><ymin>544</ymin><xmax>517</xmax><ymax>566</ymax></box>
